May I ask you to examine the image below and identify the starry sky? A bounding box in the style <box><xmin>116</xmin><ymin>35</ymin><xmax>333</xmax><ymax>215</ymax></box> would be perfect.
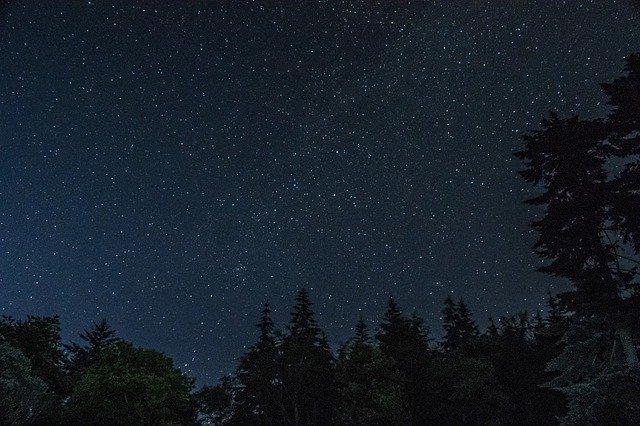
<box><xmin>1</xmin><ymin>0</ymin><xmax>639</xmax><ymax>383</ymax></box>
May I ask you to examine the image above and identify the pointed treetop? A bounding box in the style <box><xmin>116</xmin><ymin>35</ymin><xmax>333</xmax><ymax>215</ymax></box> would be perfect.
<box><xmin>382</xmin><ymin>297</ymin><xmax>402</xmax><ymax>323</ymax></box>
<box><xmin>486</xmin><ymin>315</ymin><xmax>499</xmax><ymax>337</ymax></box>
<box><xmin>288</xmin><ymin>288</ymin><xmax>320</xmax><ymax>339</ymax></box>
<box><xmin>257</xmin><ymin>303</ymin><xmax>274</xmax><ymax>339</ymax></box>
<box><xmin>354</xmin><ymin>317</ymin><xmax>370</xmax><ymax>343</ymax></box>
<box><xmin>546</xmin><ymin>291</ymin><xmax>566</xmax><ymax>325</ymax></box>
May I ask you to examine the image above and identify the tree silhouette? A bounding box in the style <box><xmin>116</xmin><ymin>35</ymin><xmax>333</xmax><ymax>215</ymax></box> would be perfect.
<box><xmin>279</xmin><ymin>288</ymin><xmax>338</xmax><ymax>425</ymax></box>
<box><xmin>518</xmin><ymin>53</ymin><xmax>640</xmax><ymax>423</ymax></box>
<box><xmin>442</xmin><ymin>296</ymin><xmax>480</xmax><ymax>352</ymax></box>
<box><xmin>65</xmin><ymin>319</ymin><xmax>121</xmax><ymax>383</ymax></box>
<box><xmin>233</xmin><ymin>303</ymin><xmax>281</xmax><ymax>425</ymax></box>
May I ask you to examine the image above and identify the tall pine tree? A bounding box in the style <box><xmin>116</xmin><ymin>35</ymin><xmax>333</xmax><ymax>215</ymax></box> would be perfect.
<box><xmin>279</xmin><ymin>288</ymin><xmax>337</xmax><ymax>425</ymax></box>
<box><xmin>233</xmin><ymin>303</ymin><xmax>281</xmax><ymax>425</ymax></box>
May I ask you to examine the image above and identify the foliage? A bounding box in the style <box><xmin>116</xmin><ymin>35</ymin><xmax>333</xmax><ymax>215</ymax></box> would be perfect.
<box><xmin>65</xmin><ymin>319</ymin><xmax>121</xmax><ymax>383</ymax></box>
<box><xmin>517</xmin><ymin>53</ymin><xmax>640</xmax><ymax>424</ymax></box>
<box><xmin>65</xmin><ymin>341</ymin><xmax>197</xmax><ymax>425</ymax></box>
<box><xmin>0</xmin><ymin>342</ymin><xmax>48</xmax><ymax>425</ymax></box>
<box><xmin>336</xmin><ymin>320</ymin><xmax>408</xmax><ymax>425</ymax></box>
<box><xmin>0</xmin><ymin>315</ymin><xmax>67</xmax><ymax>396</ymax></box>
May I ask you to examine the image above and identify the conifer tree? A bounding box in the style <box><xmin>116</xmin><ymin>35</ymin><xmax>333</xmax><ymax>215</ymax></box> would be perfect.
<box><xmin>518</xmin><ymin>53</ymin><xmax>640</xmax><ymax>423</ymax></box>
<box><xmin>546</xmin><ymin>292</ymin><xmax>566</xmax><ymax>327</ymax></box>
<box><xmin>376</xmin><ymin>298</ymin><xmax>431</xmax><ymax>424</ymax></box>
<box><xmin>354</xmin><ymin>316</ymin><xmax>369</xmax><ymax>343</ymax></box>
<box><xmin>280</xmin><ymin>288</ymin><xmax>337</xmax><ymax>425</ymax></box>
<box><xmin>233</xmin><ymin>303</ymin><xmax>280</xmax><ymax>425</ymax></box>
<box><xmin>486</xmin><ymin>315</ymin><xmax>500</xmax><ymax>337</ymax></box>
<box><xmin>337</xmin><ymin>319</ymin><xmax>408</xmax><ymax>425</ymax></box>
<box><xmin>441</xmin><ymin>297</ymin><xmax>479</xmax><ymax>351</ymax></box>
<box><xmin>65</xmin><ymin>319</ymin><xmax>121</xmax><ymax>382</ymax></box>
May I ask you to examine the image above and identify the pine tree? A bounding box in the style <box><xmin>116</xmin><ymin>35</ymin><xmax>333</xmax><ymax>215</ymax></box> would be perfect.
<box><xmin>65</xmin><ymin>319</ymin><xmax>120</xmax><ymax>382</ymax></box>
<box><xmin>441</xmin><ymin>297</ymin><xmax>479</xmax><ymax>351</ymax></box>
<box><xmin>354</xmin><ymin>316</ymin><xmax>370</xmax><ymax>343</ymax></box>
<box><xmin>518</xmin><ymin>54</ymin><xmax>640</xmax><ymax>423</ymax></box>
<box><xmin>376</xmin><ymin>298</ymin><xmax>431</xmax><ymax>424</ymax></box>
<box><xmin>546</xmin><ymin>292</ymin><xmax>566</xmax><ymax>326</ymax></box>
<box><xmin>457</xmin><ymin>299</ymin><xmax>480</xmax><ymax>341</ymax></box>
<box><xmin>337</xmin><ymin>319</ymin><xmax>408</xmax><ymax>425</ymax></box>
<box><xmin>233</xmin><ymin>303</ymin><xmax>280</xmax><ymax>425</ymax></box>
<box><xmin>280</xmin><ymin>288</ymin><xmax>337</xmax><ymax>425</ymax></box>
<box><xmin>486</xmin><ymin>315</ymin><xmax>500</xmax><ymax>337</ymax></box>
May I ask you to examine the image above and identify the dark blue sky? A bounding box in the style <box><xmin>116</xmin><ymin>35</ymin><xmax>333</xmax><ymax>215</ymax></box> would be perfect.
<box><xmin>1</xmin><ymin>0</ymin><xmax>639</xmax><ymax>383</ymax></box>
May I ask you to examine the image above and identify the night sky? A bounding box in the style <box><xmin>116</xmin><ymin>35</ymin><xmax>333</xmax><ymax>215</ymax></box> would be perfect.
<box><xmin>1</xmin><ymin>1</ymin><xmax>639</xmax><ymax>383</ymax></box>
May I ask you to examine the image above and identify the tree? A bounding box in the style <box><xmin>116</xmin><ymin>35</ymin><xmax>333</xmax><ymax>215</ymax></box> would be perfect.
<box><xmin>65</xmin><ymin>319</ymin><xmax>121</xmax><ymax>383</ymax></box>
<box><xmin>0</xmin><ymin>342</ymin><xmax>48</xmax><ymax>425</ymax></box>
<box><xmin>441</xmin><ymin>296</ymin><xmax>480</xmax><ymax>352</ymax></box>
<box><xmin>0</xmin><ymin>315</ymin><xmax>67</xmax><ymax>396</ymax></box>
<box><xmin>66</xmin><ymin>342</ymin><xmax>197</xmax><ymax>425</ymax></box>
<box><xmin>232</xmin><ymin>303</ymin><xmax>281</xmax><ymax>425</ymax></box>
<box><xmin>376</xmin><ymin>297</ymin><xmax>431</xmax><ymax>424</ymax></box>
<box><xmin>336</xmin><ymin>319</ymin><xmax>408</xmax><ymax>425</ymax></box>
<box><xmin>376</xmin><ymin>297</ymin><xmax>431</xmax><ymax>369</ymax></box>
<box><xmin>517</xmin><ymin>53</ymin><xmax>640</xmax><ymax>423</ymax></box>
<box><xmin>546</xmin><ymin>291</ymin><xmax>567</xmax><ymax>327</ymax></box>
<box><xmin>279</xmin><ymin>288</ymin><xmax>338</xmax><ymax>425</ymax></box>
<box><xmin>195</xmin><ymin>376</ymin><xmax>235</xmax><ymax>425</ymax></box>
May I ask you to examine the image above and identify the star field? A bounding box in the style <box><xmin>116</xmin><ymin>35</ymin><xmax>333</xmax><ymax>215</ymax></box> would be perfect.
<box><xmin>1</xmin><ymin>1</ymin><xmax>639</xmax><ymax>382</ymax></box>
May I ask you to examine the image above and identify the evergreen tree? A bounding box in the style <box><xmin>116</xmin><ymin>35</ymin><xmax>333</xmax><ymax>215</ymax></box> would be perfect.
<box><xmin>377</xmin><ymin>297</ymin><xmax>430</xmax><ymax>366</ymax></box>
<box><xmin>486</xmin><ymin>315</ymin><xmax>500</xmax><ymax>337</ymax></box>
<box><xmin>354</xmin><ymin>316</ymin><xmax>369</xmax><ymax>343</ymax></box>
<box><xmin>517</xmin><ymin>53</ymin><xmax>640</xmax><ymax>423</ymax></box>
<box><xmin>546</xmin><ymin>291</ymin><xmax>567</xmax><ymax>327</ymax></box>
<box><xmin>441</xmin><ymin>297</ymin><xmax>480</xmax><ymax>351</ymax></box>
<box><xmin>232</xmin><ymin>303</ymin><xmax>281</xmax><ymax>425</ymax></box>
<box><xmin>65</xmin><ymin>319</ymin><xmax>121</xmax><ymax>383</ymax></box>
<box><xmin>337</xmin><ymin>320</ymin><xmax>408</xmax><ymax>425</ymax></box>
<box><xmin>279</xmin><ymin>288</ymin><xmax>338</xmax><ymax>425</ymax></box>
<box><xmin>376</xmin><ymin>298</ymin><xmax>431</xmax><ymax>424</ymax></box>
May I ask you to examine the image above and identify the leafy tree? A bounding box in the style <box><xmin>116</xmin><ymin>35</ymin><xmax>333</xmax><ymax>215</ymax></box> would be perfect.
<box><xmin>66</xmin><ymin>341</ymin><xmax>197</xmax><ymax>425</ymax></box>
<box><xmin>195</xmin><ymin>377</ymin><xmax>235</xmax><ymax>425</ymax></box>
<box><xmin>0</xmin><ymin>342</ymin><xmax>48</xmax><ymax>425</ymax></box>
<box><xmin>0</xmin><ymin>315</ymin><xmax>67</xmax><ymax>396</ymax></box>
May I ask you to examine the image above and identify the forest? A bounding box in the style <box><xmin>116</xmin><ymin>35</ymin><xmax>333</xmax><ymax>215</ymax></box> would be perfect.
<box><xmin>2</xmin><ymin>52</ymin><xmax>640</xmax><ymax>425</ymax></box>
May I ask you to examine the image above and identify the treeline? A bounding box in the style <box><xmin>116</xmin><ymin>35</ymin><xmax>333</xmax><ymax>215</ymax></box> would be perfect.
<box><xmin>0</xmin><ymin>290</ymin><xmax>568</xmax><ymax>425</ymax></box>
<box><xmin>203</xmin><ymin>289</ymin><xmax>569</xmax><ymax>425</ymax></box>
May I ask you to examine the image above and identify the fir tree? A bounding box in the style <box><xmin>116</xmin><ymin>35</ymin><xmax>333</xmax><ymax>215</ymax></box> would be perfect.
<box><xmin>280</xmin><ymin>288</ymin><xmax>337</xmax><ymax>425</ymax></box>
<box><xmin>441</xmin><ymin>297</ymin><xmax>479</xmax><ymax>351</ymax></box>
<box><xmin>518</xmin><ymin>54</ymin><xmax>640</xmax><ymax>423</ymax></box>
<box><xmin>337</xmin><ymin>319</ymin><xmax>408</xmax><ymax>425</ymax></box>
<box><xmin>233</xmin><ymin>303</ymin><xmax>280</xmax><ymax>425</ymax></box>
<box><xmin>354</xmin><ymin>316</ymin><xmax>370</xmax><ymax>343</ymax></box>
<box><xmin>65</xmin><ymin>319</ymin><xmax>121</xmax><ymax>382</ymax></box>
<box><xmin>376</xmin><ymin>298</ymin><xmax>431</xmax><ymax>424</ymax></box>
